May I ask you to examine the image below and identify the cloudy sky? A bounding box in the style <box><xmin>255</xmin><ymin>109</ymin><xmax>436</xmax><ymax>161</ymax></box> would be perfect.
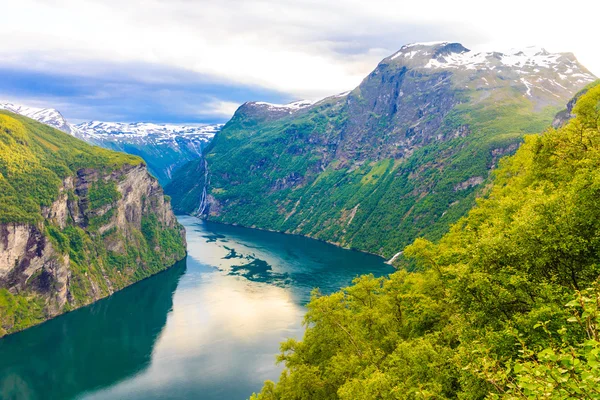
<box><xmin>0</xmin><ymin>0</ymin><xmax>598</xmax><ymax>123</ymax></box>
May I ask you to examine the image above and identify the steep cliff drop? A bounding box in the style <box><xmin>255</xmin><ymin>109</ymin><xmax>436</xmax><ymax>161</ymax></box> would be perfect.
<box><xmin>0</xmin><ymin>111</ymin><xmax>186</xmax><ymax>337</ymax></box>
<box><xmin>166</xmin><ymin>42</ymin><xmax>597</xmax><ymax>260</ymax></box>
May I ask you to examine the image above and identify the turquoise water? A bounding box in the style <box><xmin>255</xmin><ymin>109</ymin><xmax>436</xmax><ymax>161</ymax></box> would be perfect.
<box><xmin>0</xmin><ymin>216</ymin><xmax>393</xmax><ymax>400</ymax></box>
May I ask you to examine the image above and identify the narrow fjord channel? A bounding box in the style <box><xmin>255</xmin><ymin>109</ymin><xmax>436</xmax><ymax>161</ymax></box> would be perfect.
<box><xmin>0</xmin><ymin>216</ymin><xmax>393</xmax><ymax>400</ymax></box>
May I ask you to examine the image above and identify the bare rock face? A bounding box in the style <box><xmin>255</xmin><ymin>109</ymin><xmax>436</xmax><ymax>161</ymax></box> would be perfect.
<box><xmin>0</xmin><ymin>163</ymin><xmax>185</xmax><ymax>336</ymax></box>
<box><xmin>552</xmin><ymin>81</ymin><xmax>600</xmax><ymax>128</ymax></box>
<box><xmin>454</xmin><ymin>176</ymin><xmax>484</xmax><ymax>191</ymax></box>
<box><xmin>167</xmin><ymin>41</ymin><xmax>597</xmax><ymax>260</ymax></box>
<box><xmin>0</xmin><ymin>224</ymin><xmax>70</xmax><ymax>314</ymax></box>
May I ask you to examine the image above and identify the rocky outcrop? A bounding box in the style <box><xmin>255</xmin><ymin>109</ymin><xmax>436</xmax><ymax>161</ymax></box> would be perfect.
<box><xmin>167</xmin><ymin>42</ymin><xmax>597</xmax><ymax>260</ymax></box>
<box><xmin>454</xmin><ymin>176</ymin><xmax>484</xmax><ymax>191</ymax></box>
<box><xmin>0</xmin><ymin>163</ymin><xmax>185</xmax><ymax>337</ymax></box>
<box><xmin>0</xmin><ymin>224</ymin><xmax>68</xmax><ymax>313</ymax></box>
<box><xmin>552</xmin><ymin>80</ymin><xmax>600</xmax><ymax>128</ymax></box>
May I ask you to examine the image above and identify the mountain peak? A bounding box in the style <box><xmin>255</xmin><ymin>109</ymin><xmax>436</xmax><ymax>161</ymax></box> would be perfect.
<box><xmin>389</xmin><ymin>41</ymin><xmax>467</xmax><ymax>61</ymax></box>
<box><xmin>382</xmin><ymin>42</ymin><xmax>597</xmax><ymax>106</ymax></box>
<box><xmin>432</xmin><ymin>43</ymin><xmax>470</xmax><ymax>58</ymax></box>
<box><xmin>387</xmin><ymin>42</ymin><xmax>592</xmax><ymax>76</ymax></box>
<box><xmin>0</xmin><ymin>102</ymin><xmax>73</xmax><ymax>134</ymax></box>
<box><xmin>247</xmin><ymin>99</ymin><xmax>316</xmax><ymax>112</ymax></box>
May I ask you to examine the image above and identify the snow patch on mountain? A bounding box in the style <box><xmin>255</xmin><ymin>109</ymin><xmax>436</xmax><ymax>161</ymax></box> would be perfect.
<box><xmin>252</xmin><ymin>99</ymin><xmax>317</xmax><ymax>112</ymax></box>
<box><xmin>0</xmin><ymin>101</ymin><xmax>221</xmax><ymax>146</ymax></box>
<box><xmin>386</xmin><ymin>42</ymin><xmax>597</xmax><ymax>105</ymax></box>
<box><xmin>0</xmin><ymin>102</ymin><xmax>73</xmax><ymax>133</ymax></box>
<box><xmin>399</xmin><ymin>44</ymin><xmax>597</xmax><ymax>84</ymax></box>
<box><xmin>74</xmin><ymin>121</ymin><xmax>221</xmax><ymax>144</ymax></box>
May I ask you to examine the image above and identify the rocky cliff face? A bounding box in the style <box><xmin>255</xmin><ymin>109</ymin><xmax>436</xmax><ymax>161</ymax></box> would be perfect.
<box><xmin>0</xmin><ymin>164</ymin><xmax>185</xmax><ymax>336</ymax></box>
<box><xmin>0</xmin><ymin>112</ymin><xmax>186</xmax><ymax>337</ymax></box>
<box><xmin>552</xmin><ymin>80</ymin><xmax>600</xmax><ymax>128</ymax></box>
<box><xmin>166</xmin><ymin>42</ymin><xmax>596</xmax><ymax>260</ymax></box>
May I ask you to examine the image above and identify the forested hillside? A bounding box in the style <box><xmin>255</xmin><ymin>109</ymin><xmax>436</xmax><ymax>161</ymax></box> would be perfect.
<box><xmin>0</xmin><ymin>111</ymin><xmax>186</xmax><ymax>336</ymax></box>
<box><xmin>249</xmin><ymin>83</ymin><xmax>600</xmax><ymax>399</ymax></box>
<box><xmin>167</xmin><ymin>43</ymin><xmax>596</xmax><ymax>260</ymax></box>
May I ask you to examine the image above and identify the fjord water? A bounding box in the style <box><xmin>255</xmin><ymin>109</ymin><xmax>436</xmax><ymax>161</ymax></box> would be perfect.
<box><xmin>0</xmin><ymin>216</ymin><xmax>393</xmax><ymax>400</ymax></box>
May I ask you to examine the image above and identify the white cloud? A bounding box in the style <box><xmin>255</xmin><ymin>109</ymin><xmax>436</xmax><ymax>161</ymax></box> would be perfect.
<box><xmin>0</xmin><ymin>0</ymin><xmax>598</xmax><ymax>101</ymax></box>
<box><xmin>202</xmin><ymin>100</ymin><xmax>242</xmax><ymax>118</ymax></box>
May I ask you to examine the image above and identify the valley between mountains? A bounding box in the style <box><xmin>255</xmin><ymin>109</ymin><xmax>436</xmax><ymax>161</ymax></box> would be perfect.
<box><xmin>165</xmin><ymin>42</ymin><xmax>597</xmax><ymax>261</ymax></box>
<box><xmin>2</xmin><ymin>39</ymin><xmax>600</xmax><ymax>399</ymax></box>
<box><xmin>0</xmin><ymin>102</ymin><xmax>221</xmax><ymax>185</ymax></box>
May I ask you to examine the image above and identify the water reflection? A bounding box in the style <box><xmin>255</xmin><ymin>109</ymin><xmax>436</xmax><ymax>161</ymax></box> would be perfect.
<box><xmin>0</xmin><ymin>216</ymin><xmax>393</xmax><ymax>400</ymax></box>
<box><xmin>0</xmin><ymin>260</ymin><xmax>186</xmax><ymax>400</ymax></box>
<box><xmin>83</xmin><ymin>269</ymin><xmax>303</xmax><ymax>400</ymax></box>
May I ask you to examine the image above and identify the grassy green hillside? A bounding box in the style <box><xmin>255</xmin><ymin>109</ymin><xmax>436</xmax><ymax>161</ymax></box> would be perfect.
<box><xmin>0</xmin><ymin>111</ymin><xmax>186</xmax><ymax>337</ymax></box>
<box><xmin>0</xmin><ymin>111</ymin><xmax>142</xmax><ymax>224</ymax></box>
<box><xmin>168</xmin><ymin>90</ymin><xmax>557</xmax><ymax>259</ymax></box>
<box><xmin>168</xmin><ymin>43</ymin><xmax>594</xmax><ymax>261</ymax></box>
<box><xmin>250</xmin><ymin>82</ymin><xmax>600</xmax><ymax>399</ymax></box>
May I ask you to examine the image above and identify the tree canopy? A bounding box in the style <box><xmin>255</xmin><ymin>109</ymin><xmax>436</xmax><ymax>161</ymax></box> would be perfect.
<box><xmin>250</xmin><ymin>84</ymin><xmax>600</xmax><ymax>399</ymax></box>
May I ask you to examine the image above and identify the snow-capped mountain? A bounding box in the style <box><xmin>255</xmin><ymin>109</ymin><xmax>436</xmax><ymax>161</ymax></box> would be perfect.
<box><xmin>0</xmin><ymin>101</ymin><xmax>222</xmax><ymax>184</ymax></box>
<box><xmin>385</xmin><ymin>43</ymin><xmax>596</xmax><ymax>107</ymax></box>
<box><xmin>0</xmin><ymin>102</ymin><xmax>73</xmax><ymax>133</ymax></box>
<box><xmin>74</xmin><ymin>121</ymin><xmax>220</xmax><ymax>145</ymax></box>
<box><xmin>73</xmin><ymin>121</ymin><xmax>222</xmax><ymax>183</ymax></box>
<box><xmin>167</xmin><ymin>41</ymin><xmax>598</xmax><ymax>264</ymax></box>
<box><xmin>248</xmin><ymin>99</ymin><xmax>317</xmax><ymax>113</ymax></box>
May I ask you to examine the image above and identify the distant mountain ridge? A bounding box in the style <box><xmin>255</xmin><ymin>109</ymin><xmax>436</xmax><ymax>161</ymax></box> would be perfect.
<box><xmin>75</xmin><ymin>120</ymin><xmax>221</xmax><ymax>140</ymax></box>
<box><xmin>166</xmin><ymin>41</ymin><xmax>598</xmax><ymax>260</ymax></box>
<box><xmin>0</xmin><ymin>102</ymin><xmax>222</xmax><ymax>184</ymax></box>
<box><xmin>74</xmin><ymin>121</ymin><xmax>221</xmax><ymax>183</ymax></box>
<box><xmin>0</xmin><ymin>102</ymin><xmax>73</xmax><ymax>133</ymax></box>
<box><xmin>384</xmin><ymin>42</ymin><xmax>595</xmax><ymax>108</ymax></box>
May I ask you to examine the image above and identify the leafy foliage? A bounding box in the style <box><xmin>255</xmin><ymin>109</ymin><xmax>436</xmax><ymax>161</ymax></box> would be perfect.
<box><xmin>169</xmin><ymin>84</ymin><xmax>557</xmax><ymax>260</ymax></box>
<box><xmin>249</xmin><ymin>83</ymin><xmax>600</xmax><ymax>398</ymax></box>
<box><xmin>88</xmin><ymin>179</ymin><xmax>121</xmax><ymax>209</ymax></box>
<box><xmin>0</xmin><ymin>112</ymin><xmax>185</xmax><ymax>336</ymax></box>
<box><xmin>0</xmin><ymin>111</ymin><xmax>142</xmax><ymax>224</ymax></box>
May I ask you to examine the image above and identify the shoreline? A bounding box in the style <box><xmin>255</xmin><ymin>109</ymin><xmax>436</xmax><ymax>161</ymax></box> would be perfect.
<box><xmin>176</xmin><ymin>213</ymin><xmax>398</xmax><ymax>266</ymax></box>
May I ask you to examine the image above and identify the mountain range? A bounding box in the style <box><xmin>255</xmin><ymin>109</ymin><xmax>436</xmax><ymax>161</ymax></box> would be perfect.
<box><xmin>0</xmin><ymin>103</ymin><xmax>221</xmax><ymax>184</ymax></box>
<box><xmin>250</xmin><ymin>80</ymin><xmax>600</xmax><ymax>400</ymax></box>
<box><xmin>165</xmin><ymin>42</ymin><xmax>597</xmax><ymax>261</ymax></box>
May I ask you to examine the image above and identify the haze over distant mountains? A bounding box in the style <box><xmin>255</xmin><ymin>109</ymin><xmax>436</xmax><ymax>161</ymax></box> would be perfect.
<box><xmin>0</xmin><ymin>102</ymin><xmax>222</xmax><ymax>184</ymax></box>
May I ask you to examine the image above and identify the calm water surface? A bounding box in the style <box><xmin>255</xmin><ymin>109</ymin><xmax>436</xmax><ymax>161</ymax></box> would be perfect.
<box><xmin>0</xmin><ymin>216</ymin><xmax>393</xmax><ymax>400</ymax></box>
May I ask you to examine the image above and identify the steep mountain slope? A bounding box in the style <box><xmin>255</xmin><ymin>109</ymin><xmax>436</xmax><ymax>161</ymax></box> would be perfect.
<box><xmin>167</xmin><ymin>42</ymin><xmax>596</xmax><ymax>259</ymax></box>
<box><xmin>0</xmin><ymin>102</ymin><xmax>220</xmax><ymax>185</ymax></box>
<box><xmin>0</xmin><ymin>102</ymin><xmax>73</xmax><ymax>134</ymax></box>
<box><xmin>0</xmin><ymin>111</ymin><xmax>186</xmax><ymax>337</ymax></box>
<box><xmin>74</xmin><ymin>121</ymin><xmax>220</xmax><ymax>184</ymax></box>
<box><xmin>553</xmin><ymin>79</ymin><xmax>600</xmax><ymax>127</ymax></box>
<box><xmin>250</xmin><ymin>70</ymin><xmax>600</xmax><ymax>400</ymax></box>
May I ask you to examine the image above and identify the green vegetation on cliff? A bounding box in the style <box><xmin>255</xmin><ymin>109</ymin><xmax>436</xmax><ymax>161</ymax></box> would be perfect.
<box><xmin>0</xmin><ymin>112</ymin><xmax>186</xmax><ymax>337</ymax></box>
<box><xmin>168</xmin><ymin>43</ymin><xmax>592</xmax><ymax>260</ymax></box>
<box><xmin>250</xmin><ymin>83</ymin><xmax>600</xmax><ymax>398</ymax></box>
<box><xmin>168</xmin><ymin>92</ymin><xmax>556</xmax><ymax>258</ymax></box>
<box><xmin>0</xmin><ymin>111</ymin><xmax>141</xmax><ymax>224</ymax></box>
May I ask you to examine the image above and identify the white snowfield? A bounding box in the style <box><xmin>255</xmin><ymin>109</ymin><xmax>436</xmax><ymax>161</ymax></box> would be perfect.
<box><xmin>252</xmin><ymin>99</ymin><xmax>317</xmax><ymax>112</ymax></box>
<box><xmin>0</xmin><ymin>101</ymin><xmax>221</xmax><ymax>144</ymax></box>
<box><xmin>389</xmin><ymin>43</ymin><xmax>595</xmax><ymax>83</ymax></box>
<box><xmin>386</xmin><ymin>42</ymin><xmax>597</xmax><ymax>99</ymax></box>
<box><xmin>75</xmin><ymin>121</ymin><xmax>221</xmax><ymax>141</ymax></box>
<box><xmin>424</xmin><ymin>47</ymin><xmax>590</xmax><ymax>76</ymax></box>
<box><xmin>0</xmin><ymin>102</ymin><xmax>73</xmax><ymax>133</ymax></box>
<box><xmin>249</xmin><ymin>91</ymin><xmax>352</xmax><ymax>114</ymax></box>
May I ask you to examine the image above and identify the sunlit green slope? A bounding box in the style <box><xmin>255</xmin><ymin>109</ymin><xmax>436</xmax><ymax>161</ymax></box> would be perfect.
<box><xmin>250</xmin><ymin>82</ymin><xmax>600</xmax><ymax>400</ymax></box>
